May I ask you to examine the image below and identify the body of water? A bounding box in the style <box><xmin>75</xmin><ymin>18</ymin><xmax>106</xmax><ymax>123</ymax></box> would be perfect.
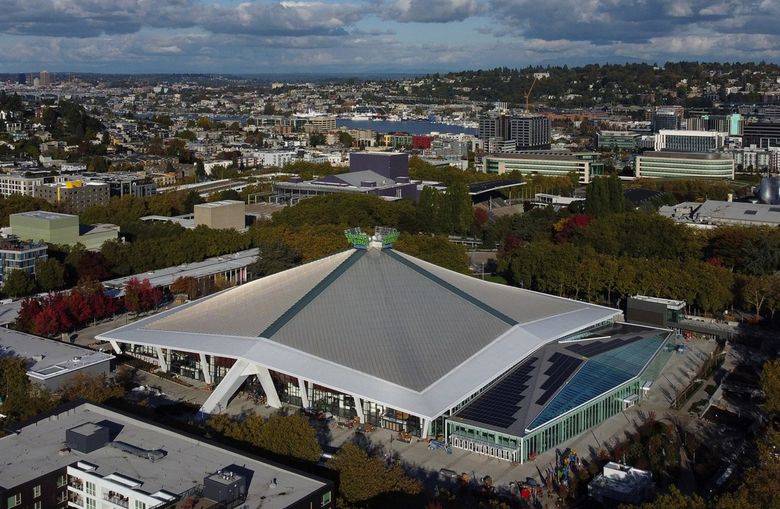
<box><xmin>336</xmin><ymin>119</ymin><xmax>477</xmax><ymax>135</ymax></box>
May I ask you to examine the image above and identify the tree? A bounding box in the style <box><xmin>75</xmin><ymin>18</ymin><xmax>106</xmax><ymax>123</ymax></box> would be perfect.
<box><xmin>247</xmin><ymin>243</ymin><xmax>302</xmax><ymax>279</ymax></box>
<box><xmin>254</xmin><ymin>414</ymin><xmax>321</xmax><ymax>462</ymax></box>
<box><xmin>309</xmin><ymin>132</ymin><xmax>326</xmax><ymax>147</ymax></box>
<box><xmin>761</xmin><ymin>359</ymin><xmax>780</xmax><ymax>417</ymax></box>
<box><xmin>2</xmin><ymin>269</ymin><xmax>36</xmax><ymax>298</ymax></box>
<box><xmin>0</xmin><ymin>358</ymin><xmax>55</xmax><ymax>424</ymax></box>
<box><xmin>328</xmin><ymin>443</ymin><xmax>422</xmax><ymax>505</ymax></box>
<box><xmin>124</xmin><ymin>278</ymin><xmax>163</xmax><ymax>314</ymax></box>
<box><xmin>59</xmin><ymin>373</ymin><xmax>125</xmax><ymax>403</ymax></box>
<box><xmin>622</xmin><ymin>486</ymin><xmax>704</xmax><ymax>509</ymax></box>
<box><xmin>170</xmin><ymin>276</ymin><xmax>199</xmax><ymax>300</ymax></box>
<box><xmin>338</xmin><ymin>131</ymin><xmax>354</xmax><ymax>147</ymax></box>
<box><xmin>394</xmin><ymin>235</ymin><xmax>469</xmax><ymax>273</ymax></box>
<box><xmin>447</xmin><ymin>181</ymin><xmax>474</xmax><ymax>235</ymax></box>
<box><xmin>35</xmin><ymin>258</ymin><xmax>66</xmax><ymax>292</ymax></box>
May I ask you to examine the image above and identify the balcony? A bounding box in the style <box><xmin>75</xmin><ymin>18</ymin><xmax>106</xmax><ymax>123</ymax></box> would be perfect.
<box><xmin>67</xmin><ymin>492</ymin><xmax>84</xmax><ymax>508</ymax></box>
<box><xmin>67</xmin><ymin>480</ymin><xmax>84</xmax><ymax>492</ymax></box>
<box><xmin>103</xmin><ymin>492</ymin><xmax>130</xmax><ymax>508</ymax></box>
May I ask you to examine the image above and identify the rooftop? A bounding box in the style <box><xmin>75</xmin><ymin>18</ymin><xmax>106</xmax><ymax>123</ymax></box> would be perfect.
<box><xmin>0</xmin><ymin>328</ymin><xmax>114</xmax><ymax>381</ymax></box>
<box><xmin>10</xmin><ymin>210</ymin><xmax>77</xmax><ymax>221</ymax></box>
<box><xmin>640</xmin><ymin>151</ymin><xmax>731</xmax><ymax>160</ymax></box>
<box><xmin>103</xmin><ymin>248</ymin><xmax>259</xmax><ymax>292</ymax></box>
<box><xmin>660</xmin><ymin>199</ymin><xmax>780</xmax><ymax>226</ymax></box>
<box><xmin>194</xmin><ymin>200</ymin><xmax>245</xmax><ymax>209</ymax></box>
<box><xmin>0</xmin><ymin>403</ymin><xmax>328</xmax><ymax>508</ymax></box>
<box><xmin>451</xmin><ymin>322</ymin><xmax>669</xmax><ymax>437</ymax></box>
<box><xmin>100</xmin><ymin>246</ymin><xmax>619</xmax><ymax>419</ymax></box>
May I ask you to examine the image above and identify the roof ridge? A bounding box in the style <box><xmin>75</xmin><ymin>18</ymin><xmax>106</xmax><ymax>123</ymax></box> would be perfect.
<box><xmin>259</xmin><ymin>249</ymin><xmax>365</xmax><ymax>338</ymax></box>
<box><xmin>385</xmin><ymin>249</ymin><xmax>518</xmax><ymax>326</ymax></box>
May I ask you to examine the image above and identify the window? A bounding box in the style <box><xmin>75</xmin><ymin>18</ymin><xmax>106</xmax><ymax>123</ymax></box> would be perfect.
<box><xmin>321</xmin><ymin>491</ymin><xmax>332</xmax><ymax>507</ymax></box>
<box><xmin>135</xmin><ymin>502</ymin><xmax>146</xmax><ymax>509</ymax></box>
<box><xmin>86</xmin><ymin>498</ymin><xmax>96</xmax><ymax>509</ymax></box>
<box><xmin>85</xmin><ymin>482</ymin><xmax>95</xmax><ymax>497</ymax></box>
<box><xmin>7</xmin><ymin>494</ymin><xmax>21</xmax><ymax>508</ymax></box>
<box><xmin>57</xmin><ymin>475</ymin><xmax>67</xmax><ymax>488</ymax></box>
<box><xmin>33</xmin><ymin>485</ymin><xmax>41</xmax><ymax>498</ymax></box>
<box><xmin>34</xmin><ymin>502</ymin><xmax>42</xmax><ymax>509</ymax></box>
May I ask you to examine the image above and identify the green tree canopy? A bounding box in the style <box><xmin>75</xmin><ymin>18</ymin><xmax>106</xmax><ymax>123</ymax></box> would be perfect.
<box><xmin>2</xmin><ymin>269</ymin><xmax>36</xmax><ymax>298</ymax></box>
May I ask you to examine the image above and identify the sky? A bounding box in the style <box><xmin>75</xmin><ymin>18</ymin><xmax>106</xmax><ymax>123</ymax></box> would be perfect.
<box><xmin>0</xmin><ymin>0</ymin><xmax>778</xmax><ymax>74</ymax></box>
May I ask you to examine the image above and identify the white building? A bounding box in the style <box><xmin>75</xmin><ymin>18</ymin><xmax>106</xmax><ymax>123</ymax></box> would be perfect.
<box><xmin>655</xmin><ymin>129</ymin><xmax>727</xmax><ymax>152</ymax></box>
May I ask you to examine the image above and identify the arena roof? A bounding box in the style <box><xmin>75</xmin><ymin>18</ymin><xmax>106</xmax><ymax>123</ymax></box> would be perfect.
<box><xmin>99</xmin><ymin>247</ymin><xmax>620</xmax><ymax>420</ymax></box>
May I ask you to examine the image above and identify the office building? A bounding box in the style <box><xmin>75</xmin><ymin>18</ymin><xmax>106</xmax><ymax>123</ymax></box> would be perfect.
<box><xmin>99</xmin><ymin>230</ymin><xmax>673</xmax><ymax>464</ymax></box>
<box><xmin>478</xmin><ymin>115</ymin><xmax>551</xmax><ymax>151</ymax></box>
<box><xmin>83</xmin><ymin>173</ymin><xmax>156</xmax><ymax>198</ymax></box>
<box><xmin>0</xmin><ymin>328</ymin><xmax>114</xmax><ymax>390</ymax></box>
<box><xmin>687</xmin><ymin>113</ymin><xmax>742</xmax><ymax>136</ymax></box>
<box><xmin>39</xmin><ymin>71</ymin><xmax>52</xmax><ymax>87</ymax></box>
<box><xmin>9</xmin><ymin>211</ymin><xmax>119</xmax><ymax>250</ymax></box>
<box><xmin>651</xmin><ymin>107</ymin><xmax>683</xmax><ymax>132</ymax></box>
<box><xmin>0</xmin><ymin>402</ymin><xmax>334</xmax><ymax>509</ymax></box>
<box><xmin>193</xmin><ymin>200</ymin><xmax>246</xmax><ymax>230</ymax></box>
<box><xmin>597</xmin><ymin>131</ymin><xmax>640</xmax><ymax>150</ymax></box>
<box><xmin>33</xmin><ymin>181</ymin><xmax>111</xmax><ymax>212</ymax></box>
<box><xmin>730</xmin><ymin>147</ymin><xmax>780</xmax><ymax>172</ymax></box>
<box><xmin>635</xmin><ymin>152</ymin><xmax>734</xmax><ymax>179</ymax></box>
<box><xmin>655</xmin><ymin>130</ymin><xmax>727</xmax><ymax>152</ymax></box>
<box><xmin>482</xmin><ymin>152</ymin><xmax>599</xmax><ymax>183</ymax></box>
<box><xmin>0</xmin><ymin>238</ymin><xmax>47</xmax><ymax>284</ymax></box>
<box><xmin>0</xmin><ymin>172</ymin><xmax>58</xmax><ymax>197</ymax></box>
<box><xmin>301</xmin><ymin>114</ymin><xmax>336</xmax><ymax>132</ymax></box>
<box><xmin>743</xmin><ymin>121</ymin><xmax>780</xmax><ymax>148</ymax></box>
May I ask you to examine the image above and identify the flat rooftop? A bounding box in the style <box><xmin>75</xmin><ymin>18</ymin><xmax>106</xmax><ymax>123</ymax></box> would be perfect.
<box><xmin>102</xmin><ymin>248</ymin><xmax>259</xmax><ymax>292</ymax></box>
<box><xmin>640</xmin><ymin>151</ymin><xmax>731</xmax><ymax>160</ymax></box>
<box><xmin>0</xmin><ymin>328</ymin><xmax>114</xmax><ymax>380</ymax></box>
<box><xmin>194</xmin><ymin>200</ymin><xmax>245</xmax><ymax>209</ymax></box>
<box><xmin>0</xmin><ymin>403</ymin><xmax>328</xmax><ymax>508</ymax></box>
<box><xmin>10</xmin><ymin>210</ymin><xmax>77</xmax><ymax>221</ymax></box>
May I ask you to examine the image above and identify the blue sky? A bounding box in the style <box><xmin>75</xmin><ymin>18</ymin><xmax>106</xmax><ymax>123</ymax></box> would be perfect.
<box><xmin>0</xmin><ymin>0</ymin><xmax>778</xmax><ymax>74</ymax></box>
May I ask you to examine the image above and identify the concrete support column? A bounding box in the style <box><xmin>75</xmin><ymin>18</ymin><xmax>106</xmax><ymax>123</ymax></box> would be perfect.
<box><xmin>420</xmin><ymin>417</ymin><xmax>430</xmax><ymax>439</ymax></box>
<box><xmin>255</xmin><ymin>365</ymin><xmax>281</xmax><ymax>408</ymax></box>
<box><xmin>199</xmin><ymin>359</ymin><xmax>250</xmax><ymax>416</ymax></box>
<box><xmin>199</xmin><ymin>353</ymin><xmax>212</xmax><ymax>385</ymax></box>
<box><xmin>298</xmin><ymin>378</ymin><xmax>310</xmax><ymax>408</ymax></box>
<box><xmin>108</xmin><ymin>340</ymin><xmax>122</xmax><ymax>354</ymax></box>
<box><xmin>155</xmin><ymin>347</ymin><xmax>168</xmax><ymax>372</ymax></box>
<box><xmin>352</xmin><ymin>395</ymin><xmax>365</xmax><ymax>423</ymax></box>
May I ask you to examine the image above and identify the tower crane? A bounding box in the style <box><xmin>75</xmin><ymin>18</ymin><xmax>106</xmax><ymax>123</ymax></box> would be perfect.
<box><xmin>524</xmin><ymin>76</ymin><xmax>538</xmax><ymax>113</ymax></box>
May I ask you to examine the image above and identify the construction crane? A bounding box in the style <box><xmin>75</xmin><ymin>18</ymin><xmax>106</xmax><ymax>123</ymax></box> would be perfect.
<box><xmin>524</xmin><ymin>76</ymin><xmax>538</xmax><ymax>113</ymax></box>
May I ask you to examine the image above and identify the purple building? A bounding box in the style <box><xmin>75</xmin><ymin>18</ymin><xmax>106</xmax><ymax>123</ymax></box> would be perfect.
<box><xmin>349</xmin><ymin>152</ymin><xmax>409</xmax><ymax>180</ymax></box>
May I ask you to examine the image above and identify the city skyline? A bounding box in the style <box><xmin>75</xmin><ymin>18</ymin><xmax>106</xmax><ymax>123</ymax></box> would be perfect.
<box><xmin>0</xmin><ymin>0</ymin><xmax>777</xmax><ymax>74</ymax></box>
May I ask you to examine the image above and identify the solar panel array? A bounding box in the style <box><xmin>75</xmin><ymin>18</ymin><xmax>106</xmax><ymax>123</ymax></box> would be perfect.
<box><xmin>535</xmin><ymin>353</ymin><xmax>583</xmax><ymax>406</ymax></box>
<box><xmin>456</xmin><ymin>357</ymin><xmax>538</xmax><ymax>429</ymax></box>
<box><xmin>565</xmin><ymin>335</ymin><xmax>644</xmax><ymax>358</ymax></box>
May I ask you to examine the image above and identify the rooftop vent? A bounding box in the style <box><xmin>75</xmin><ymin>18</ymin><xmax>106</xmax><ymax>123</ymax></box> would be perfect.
<box><xmin>109</xmin><ymin>441</ymin><xmax>166</xmax><ymax>462</ymax></box>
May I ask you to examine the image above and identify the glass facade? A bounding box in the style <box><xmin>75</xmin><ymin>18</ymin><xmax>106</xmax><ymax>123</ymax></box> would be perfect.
<box><xmin>447</xmin><ymin>332</ymin><xmax>672</xmax><ymax>464</ymax></box>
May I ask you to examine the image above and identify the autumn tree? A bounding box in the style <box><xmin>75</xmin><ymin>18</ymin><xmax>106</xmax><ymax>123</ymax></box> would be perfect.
<box><xmin>124</xmin><ymin>278</ymin><xmax>163</xmax><ymax>314</ymax></box>
<box><xmin>328</xmin><ymin>443</ymin><xmax>422</xmax><ymax>505</ymax></box>
<box><xmin>254</xmin><ymin>414</ymin><xmax>321</xmax><ymax>462</ymax></box>
<box><xmin>170</xmin><ymin>276</ymin><xmax>199</xmax><ymax>300</ymax></box>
